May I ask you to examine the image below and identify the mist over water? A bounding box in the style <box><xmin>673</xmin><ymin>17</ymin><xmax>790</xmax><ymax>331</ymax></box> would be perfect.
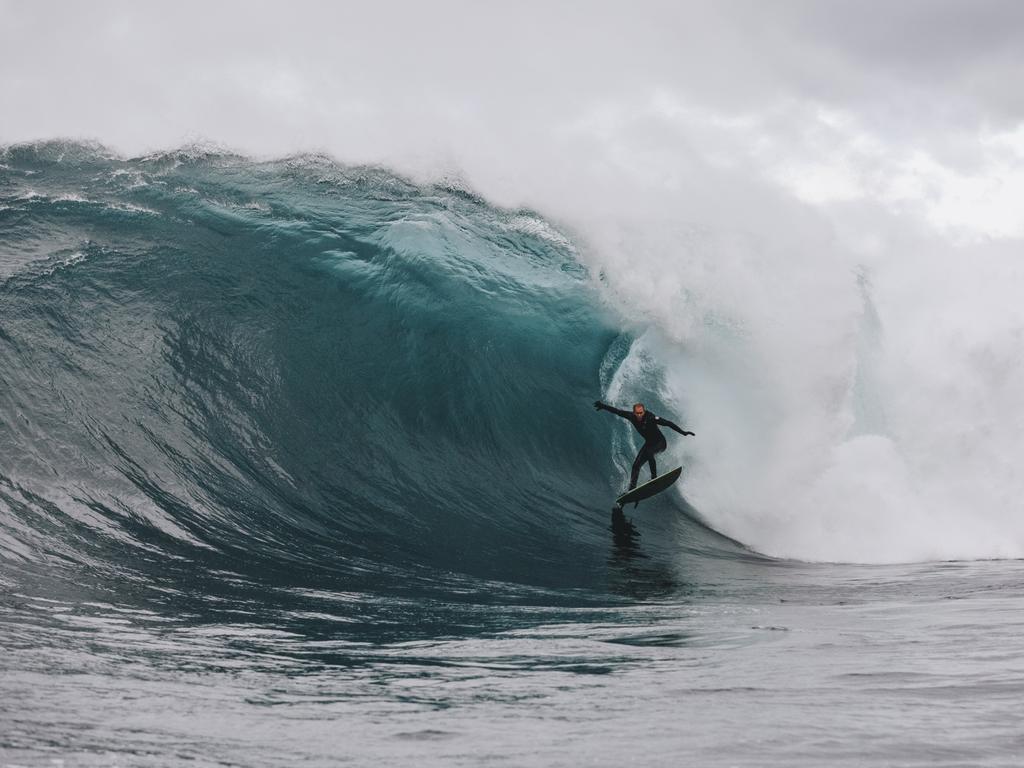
<box><xmin>596</xmin><ymin>212</ymin><xmax>1024</xmax><ymax>563</ymax></box>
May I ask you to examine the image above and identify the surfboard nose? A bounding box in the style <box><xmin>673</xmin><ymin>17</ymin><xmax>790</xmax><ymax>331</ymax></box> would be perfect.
<box><xmin>614</xmin><ymin>466</ymin><xmax>683</xmax><ymax>507</ymax></box>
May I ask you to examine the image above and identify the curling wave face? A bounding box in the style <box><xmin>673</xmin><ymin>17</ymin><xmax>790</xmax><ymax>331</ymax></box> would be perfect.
<box><xmin>1</xmin><ymin>142</ymin><xmax>741</xmax><ymax>607</ymax></box>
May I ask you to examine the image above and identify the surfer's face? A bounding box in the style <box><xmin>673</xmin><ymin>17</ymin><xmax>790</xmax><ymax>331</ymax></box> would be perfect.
<box><xmin>633</xmin><ymin>405</ymin><xmax>645</xmax><ymax>419</ymax></box>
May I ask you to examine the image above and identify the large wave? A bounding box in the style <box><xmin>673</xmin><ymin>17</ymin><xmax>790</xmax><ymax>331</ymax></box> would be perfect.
<box><xmin>0</xmin><ymin>141</ymin><xmax>740</xmax><ymax>602</ymax></box>
<box><xmin>4</xmin><ymin>140</ymin><xmax>1023</xmax><ymax>579</ymax></box>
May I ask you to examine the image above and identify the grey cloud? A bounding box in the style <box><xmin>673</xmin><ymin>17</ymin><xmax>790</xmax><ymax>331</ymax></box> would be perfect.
<box><xmin>1</xmin><ymin>1</ymin><xmax>1021</xmax><ymax>182</ymax></box>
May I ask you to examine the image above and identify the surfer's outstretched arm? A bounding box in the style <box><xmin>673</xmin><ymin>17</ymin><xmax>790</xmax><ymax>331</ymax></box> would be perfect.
<box><xmin>655</xmin><ymin>416</ymin><xmax>695</xmax><ymax>436</ymax></box>
<box><xmin>593</xmin><ymin>401</ymin><xmax>632</xmax><ymax>419</ymax></box>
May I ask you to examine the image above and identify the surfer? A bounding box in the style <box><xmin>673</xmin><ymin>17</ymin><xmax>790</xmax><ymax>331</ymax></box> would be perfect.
<box><xmin>593</xmin><ymin>401</ymin><xmax>694</xmax><ymax>490</ymax></box>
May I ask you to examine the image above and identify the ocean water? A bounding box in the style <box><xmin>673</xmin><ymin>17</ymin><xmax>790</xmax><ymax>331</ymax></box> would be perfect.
<box><xmin>2</xmin><ymin>142</ymin><xmax>1024</xmax><ymax>767</ymax></box>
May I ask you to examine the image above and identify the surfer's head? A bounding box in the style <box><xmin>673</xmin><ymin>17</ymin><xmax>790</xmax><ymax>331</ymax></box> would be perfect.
<box><xmin>632</xmin><ymin>403</ymin><xmax>645</xmax><ymax>419</ymax></box>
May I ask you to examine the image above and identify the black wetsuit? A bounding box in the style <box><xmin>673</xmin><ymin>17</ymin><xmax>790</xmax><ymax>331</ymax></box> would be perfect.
<box><xmin>595</xmin><ymin>402</ymin><xmax>690</xmax><ymax>489</ymax></box>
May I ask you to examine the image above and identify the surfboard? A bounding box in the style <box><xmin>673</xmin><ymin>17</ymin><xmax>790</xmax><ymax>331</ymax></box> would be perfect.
<box><xmin>615</xmin><ymin>466</ymin><xmax>683</xmax><ymax>508</ymax></box>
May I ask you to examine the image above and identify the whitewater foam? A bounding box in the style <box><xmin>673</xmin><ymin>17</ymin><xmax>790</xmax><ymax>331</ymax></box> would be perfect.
<box><xmin>592</xmin><ymin>213</ymin><xmax>1024</xmax><ymax>563</ymax></box>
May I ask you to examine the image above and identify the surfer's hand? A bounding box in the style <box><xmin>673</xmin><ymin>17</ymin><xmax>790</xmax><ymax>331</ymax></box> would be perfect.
<box><xmin>593</xmin><ymin>400</ymin><xmax>605</xmax><ymax>411</ymax></box>
<box><xmin>683</xmin><ymin>430</ymin><xmax>695</xmax><ymax>436</ymax></box>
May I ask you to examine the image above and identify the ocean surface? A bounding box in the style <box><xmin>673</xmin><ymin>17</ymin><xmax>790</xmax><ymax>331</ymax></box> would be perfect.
<box><xmin>2</xmin><ymin>142</ymin><xmax>1024</xmax><ymax>767</ymax></box>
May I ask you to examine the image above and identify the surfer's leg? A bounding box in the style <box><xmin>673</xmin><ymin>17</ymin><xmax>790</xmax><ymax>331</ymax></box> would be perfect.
<box><xmin>629</xmin><ymin>448</ymin><xmax>648</xmax><ymax>490</ymax></box>
<box><xmin>647</xmin><ymin>439</ymin><xmax>666</xmax><ymax>479</ymax></box>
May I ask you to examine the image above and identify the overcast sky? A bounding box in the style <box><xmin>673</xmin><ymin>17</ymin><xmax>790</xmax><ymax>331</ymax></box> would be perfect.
<box><xmin>3</xmin><ymin>0</ymin><xmax>1024</xmax><ymax>238</ymax></box>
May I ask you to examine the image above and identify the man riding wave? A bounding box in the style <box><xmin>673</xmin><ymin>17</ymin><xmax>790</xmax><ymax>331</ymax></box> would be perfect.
<box><xmin>594</xmin><ymin>401</ymin><xmax>694</xmax><ymax>490</ymax></box>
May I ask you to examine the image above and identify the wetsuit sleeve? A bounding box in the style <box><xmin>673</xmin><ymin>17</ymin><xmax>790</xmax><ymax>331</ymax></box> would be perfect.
<box><xmin>598</xmin><ymin>403</ymin><xmax>634</xmax><ymax>420</ymax></box>
<box><xmin>656</xmin><ymin>416</ymin><xmax>692</xmax><ymax>435</ymax></box>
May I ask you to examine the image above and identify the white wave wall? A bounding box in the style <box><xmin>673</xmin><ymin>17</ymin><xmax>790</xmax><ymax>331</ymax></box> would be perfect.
<box><xmin>595</xmin><ymin>216</ymin><xmax>1024</xmax><ymax>563</ymax></box>
<box><xmin>5</xmin><ymin>1</ymin><xmax>1024</xmax><ymax>562</ymax></box>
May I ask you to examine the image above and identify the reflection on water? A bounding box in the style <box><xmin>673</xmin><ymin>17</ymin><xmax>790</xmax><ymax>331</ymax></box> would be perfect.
<box><xmin>606</xmin><ymin>507</ymin><xmax>682</xmax><ymax>600</ymax></box>
<box><xmin>609</xmin><ymin>507</ymin><xmax>642</xmax><ymax>558</ymax></box>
